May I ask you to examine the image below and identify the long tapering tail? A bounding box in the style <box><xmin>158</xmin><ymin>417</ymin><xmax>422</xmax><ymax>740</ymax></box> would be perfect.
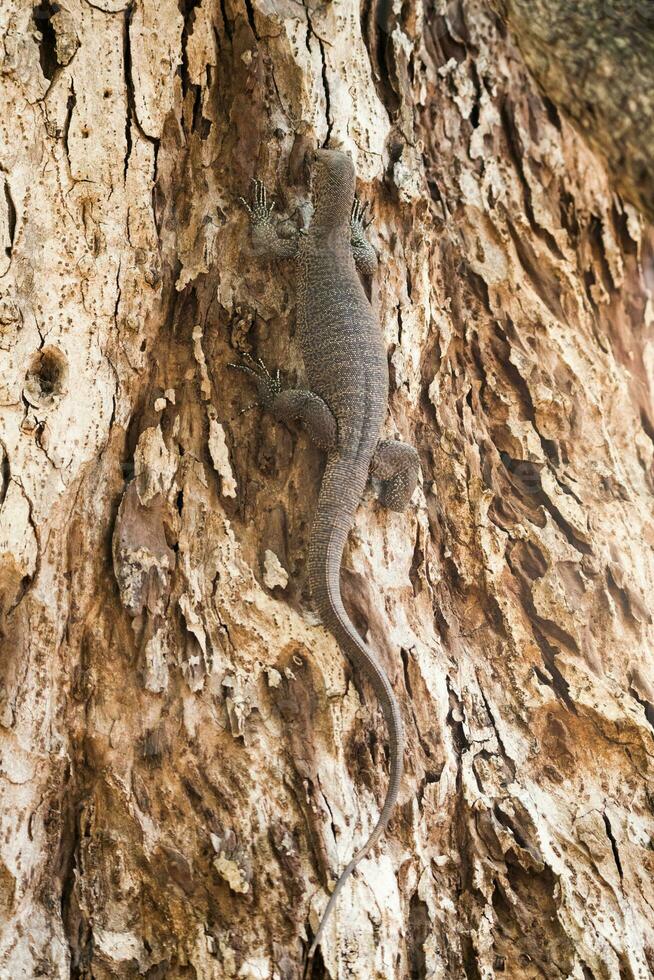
<box><xmin>305</xmin><ymin>455</ymin><xmax>404</xmax><ymax>970</ymax></box>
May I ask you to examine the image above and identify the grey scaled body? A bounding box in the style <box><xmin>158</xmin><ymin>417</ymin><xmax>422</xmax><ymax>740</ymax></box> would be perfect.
<box><xmin>238</xmin><ymin>149</ymin><xmax>419</xmax><ymax>968</ymax></box>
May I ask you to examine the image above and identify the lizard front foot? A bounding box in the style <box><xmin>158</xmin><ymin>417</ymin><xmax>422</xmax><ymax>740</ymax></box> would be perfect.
<box><xmin>350</xmin><ymin>196</ymin><xmax>373</xmax><ymax>239</ymax></box>
<box><xmin>350</xmin><ymin>197</ymin><xmax>378</xmax><ymax>275</ymax></box>
<box><xmin>240</xmin><ymin>180</ymin><xmax>299</xmax><ymax>260</ymax></box>
<box><xmin>240</xmin><ymin>178</ymin><xmax>276</xmax><ymax>229</ymax></box>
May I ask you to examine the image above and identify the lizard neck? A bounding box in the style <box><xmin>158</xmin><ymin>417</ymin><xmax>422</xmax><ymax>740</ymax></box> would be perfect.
<box><xmin>309</xmin><ymin>211</ymin><xmax>351</xmax><ymax>240</ymax></box>
<box><xmin>310</xmin><ymin>149</ymin><xmax>356</xmax><ymax>228</ymax></box>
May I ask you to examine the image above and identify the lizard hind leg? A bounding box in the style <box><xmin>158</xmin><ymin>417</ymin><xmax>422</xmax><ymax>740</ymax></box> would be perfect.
<box><xmin>231</xmin><ymin>357</ymin><xmax>337</xmax><ymax>451</ymax></box>
<box><xmin>370</xmin><ymin>438</ymin><xmax>420</xmax><ymax>511</ymax></box>
<box><xmin>273</xmin><ymin>388</ymin><xmax>337</xmax><ymax>451</ymax></box>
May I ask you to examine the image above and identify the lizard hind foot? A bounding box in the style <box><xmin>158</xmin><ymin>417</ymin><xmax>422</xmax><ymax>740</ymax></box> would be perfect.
<box><xmin>228</xmin><ymin>353</ymin><xmax>282</xmax><ymax>411</ymax></box>
<box><xmin>370</xmin><ymin>438</ymin><xmax>420</xmax><ymax>511</ymax></box>
<box><xmin>229</xmin><ymin>357</ymin><xmax>337</xmax><ymax>449</ymax></box>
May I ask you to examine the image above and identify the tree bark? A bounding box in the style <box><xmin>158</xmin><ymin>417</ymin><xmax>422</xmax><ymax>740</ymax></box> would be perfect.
<box><xmin>495</xmin><ymin>0</ymin><xmax>654</xmax><ymax>223</ymax></box>
<box><xmin>1</xmin><ymin>1</ymin><xmax>654</xmax><ymax>978</ymax></box>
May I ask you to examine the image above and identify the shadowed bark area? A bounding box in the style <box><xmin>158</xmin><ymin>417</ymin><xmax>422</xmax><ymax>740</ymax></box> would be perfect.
<box><xmin>495</xmin><ymin>0</ymin><xmax>654</xmax><ymax>222</ymax></box>
<box><xmin>1</xmin><ymin>0</ymin><xmax>654</xmax><ymax>977</ymax></box>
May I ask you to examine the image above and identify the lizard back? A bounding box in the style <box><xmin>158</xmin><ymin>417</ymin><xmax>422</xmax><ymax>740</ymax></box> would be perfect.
<box><xmin>296</xmin><ymin>165</ymin><xmax>388</xmax><ymax>459</ymax></box>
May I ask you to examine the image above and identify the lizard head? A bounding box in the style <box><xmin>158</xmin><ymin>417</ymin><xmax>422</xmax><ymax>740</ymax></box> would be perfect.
<box><xmin>311</xmin><ymin>149</ymin><xmax>356</xmax><ymax>227</ymax></box>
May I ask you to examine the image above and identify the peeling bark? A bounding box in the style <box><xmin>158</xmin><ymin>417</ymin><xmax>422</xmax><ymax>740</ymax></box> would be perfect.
<box><xmin>1</xmin><ymin>1</ymin><xmax>654</xmax><ymax>978</ymax></box>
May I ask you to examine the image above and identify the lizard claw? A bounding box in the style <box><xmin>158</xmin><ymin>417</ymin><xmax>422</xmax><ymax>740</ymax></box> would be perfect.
<box><xmin>228</xmin><ymin>353</ymin><xmax>283</xmax><ymax>411</ymax></box>
<box><xmin>351</xmin><ymin>197</ymin><xmax>373</xmax><ymax>234</ymax></box>
<box><xmin>240</xmin><ymin>178</ymin><xmax>276</xmax><ymax>226</ymax></box>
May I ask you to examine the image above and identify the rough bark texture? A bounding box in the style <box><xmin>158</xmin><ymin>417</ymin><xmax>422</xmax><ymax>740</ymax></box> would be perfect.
<box><xmin>495</xmin><ymin>0</ymin><xmax>654</xmax><ymax>223</ymax></box>
<box><xmin>1</xmin><ymin>1</ymin><xmax>654</xmax><ymax>978</ymax></box>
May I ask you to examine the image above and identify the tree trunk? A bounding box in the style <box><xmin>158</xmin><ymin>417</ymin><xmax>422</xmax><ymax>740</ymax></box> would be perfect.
<box><xmin>1</xmin><ymin>1</ymin><xmax>654</xmax><ymax>978</ymax></box>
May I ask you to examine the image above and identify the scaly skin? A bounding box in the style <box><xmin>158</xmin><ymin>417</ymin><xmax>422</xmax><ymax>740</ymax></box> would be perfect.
<box><xmin>239</xmin><ymin>149</ymin><xmax>419</xmax><ymax>969</ymax></box>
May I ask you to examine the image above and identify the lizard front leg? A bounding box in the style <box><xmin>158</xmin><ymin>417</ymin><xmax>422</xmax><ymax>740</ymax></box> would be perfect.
<box><xmin>232</xmin><ymin>357</ymin><xmax>337</xmax><ymax>451</ymax></box>
<box><xmin>241</xmin><ymin>179</ymin><xmax>299</xmax><ymax>260</ymax></box>
<box><xmin>350</xmin><ymin>197</ymin><xmax>378</xmax><ymax>275</ymax></box>
<box><xmin>370</xmin><ymin>438</ymin><xmax>420</xmax><ymax>511</ymax></box>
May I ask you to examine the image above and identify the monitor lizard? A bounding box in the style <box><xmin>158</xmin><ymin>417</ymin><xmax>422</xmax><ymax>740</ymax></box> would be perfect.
<box><xmin>236</xmin><ymin>148</ymin><xmax>420</xmax><ymax>970</ymax></box>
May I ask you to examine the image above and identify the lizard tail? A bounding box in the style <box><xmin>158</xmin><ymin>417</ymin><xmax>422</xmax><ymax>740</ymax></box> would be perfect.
<box><xmin>304</xmin><ymin>455</ymin><xmax>404</xmax><ymax>969</ymax></box>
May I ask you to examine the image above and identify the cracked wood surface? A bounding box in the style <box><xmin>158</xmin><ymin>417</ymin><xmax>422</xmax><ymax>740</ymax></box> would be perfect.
<box><xmin>1</xmin><ymin>0</ymin><xmax>654</xmax><ymax>977</ymax></box>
